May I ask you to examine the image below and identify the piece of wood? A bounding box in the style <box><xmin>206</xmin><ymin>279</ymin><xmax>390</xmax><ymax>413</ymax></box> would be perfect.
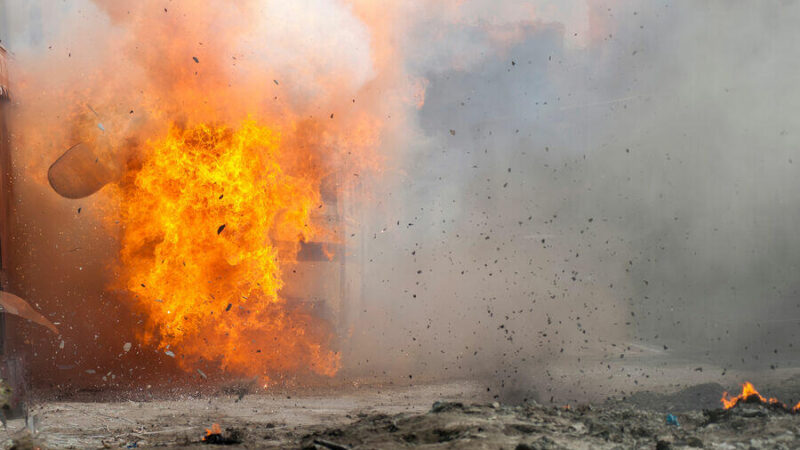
<box><xmin>0</xmin><ymin>291</ymin><xmax>58</xmax><ymax>335</ymax></box>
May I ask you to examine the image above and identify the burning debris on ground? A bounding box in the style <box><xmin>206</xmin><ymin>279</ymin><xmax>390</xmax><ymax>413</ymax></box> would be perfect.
<box><xmin>718</xmin><ymin>382</ymin><xmax>800</xmax><ymax>413</ymax></box>
<box><xmin>201</xmin><ymin>423</ymin><xmax>241</xmax><ymax>445</ymax></box>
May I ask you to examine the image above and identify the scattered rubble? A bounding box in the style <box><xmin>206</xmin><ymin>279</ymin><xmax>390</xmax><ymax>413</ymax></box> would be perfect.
<box><xmin>17</xmin><ymin>382</ymin><xmax>800</xmax><ymax>449</ymax></box>
<box><xmin>298</xmin><ymin>400</ymin><xmax>800</xmax><ymax>449</ymax></box>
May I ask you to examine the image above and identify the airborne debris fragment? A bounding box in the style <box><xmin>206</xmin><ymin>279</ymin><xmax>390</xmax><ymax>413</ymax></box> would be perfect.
<box><xmin>165</xmin><ymin>350</ymin><xmax>175</xmax><ymax>358</ymax></box>
<box><xmin>0</xmin><ymin>291</ymin><xmax>59</xmax><ymax>334</ymax></box>
<box><xmin>193</xmin><ymin>56</ymin><xmax>199</xmax><ymax>63</ymax></box>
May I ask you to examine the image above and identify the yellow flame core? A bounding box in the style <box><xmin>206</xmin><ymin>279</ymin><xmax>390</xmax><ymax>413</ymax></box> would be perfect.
<box><xmin>114</xmin><ymin>120</ymin><xmax>339</xmax><ymax>378</ymax></box>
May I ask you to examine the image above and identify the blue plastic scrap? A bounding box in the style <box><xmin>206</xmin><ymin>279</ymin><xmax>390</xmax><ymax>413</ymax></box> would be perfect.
<box><xmin>666</xmin><ymin>414</ymin><xmax>680</xmax><ymax>427</ymax></box>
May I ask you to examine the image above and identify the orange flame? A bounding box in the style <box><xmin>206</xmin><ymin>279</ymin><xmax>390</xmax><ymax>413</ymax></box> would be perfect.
<box><xmin>721</xmin><ymin>382</ymin><xmax>782</xmax><ymax>410</ymax></box>
<box><xmin>204</xmin><ymin>423</ymin><xmax>222</xmax><ymax>439</ymax></box>
<box><xmin>110</xmin><ymin>120</ymin><xmax>340</xmax><ymax>379</ymax></box>
<box><xmin>321</xmin><ymin>243</ymin><xmax>336</xmax><ymax>262</ymax></box>
<box><xmin>8</xmin><ymin>0</ymin><xmax>398</xmax><ymax>386</ymax></box>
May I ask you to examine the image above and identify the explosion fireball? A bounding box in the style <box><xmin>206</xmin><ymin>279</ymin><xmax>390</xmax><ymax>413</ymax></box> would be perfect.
<box><xmin>112</xmin><ymin>120</ymin><xmax>339</xmax><ymax>380</ymax></box>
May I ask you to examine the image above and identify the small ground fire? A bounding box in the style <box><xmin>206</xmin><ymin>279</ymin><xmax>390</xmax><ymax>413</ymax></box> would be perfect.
<box><xmin>721</xmin><ymin>382</ymin><xmax>800</xmax><ymax>413</ymax></box>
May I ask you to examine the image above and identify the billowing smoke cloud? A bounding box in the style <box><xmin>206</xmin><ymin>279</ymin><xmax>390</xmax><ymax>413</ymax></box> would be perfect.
<box><xmin>343</xmin><ymin>0</ymin><xmax>800</xmax><ymax>403</ymax></box>
<box><xmin>1</xmin><ymin>0</ymin><xmax>798</xmax><ymax>401</ymax></box>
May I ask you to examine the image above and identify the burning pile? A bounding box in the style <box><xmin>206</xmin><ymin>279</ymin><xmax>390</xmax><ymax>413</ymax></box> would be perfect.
<box><xmin>721</xmin><ymin>382</ymin><xmax>800</xmax><ymax>412</ymax></box>
<box><xmin>203</xmin><ymin>423</ymin><xmax>240</xmax><ymax>445</ymax></box>
<box><xmin>204</xmin><ymin>423</ymin><xmax>222</xmax><ymax>442</ymax></box>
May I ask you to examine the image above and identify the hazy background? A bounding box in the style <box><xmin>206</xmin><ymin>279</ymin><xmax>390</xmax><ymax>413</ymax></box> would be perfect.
<box><xmin>344</xmin><ymin>0</ymin><xmax>800</xmax><ymax>398</ymax></box>
<box><xmin>1</xmin><ymin>1</ymin><xmax>799</xmax><ymax>400</ymax></box>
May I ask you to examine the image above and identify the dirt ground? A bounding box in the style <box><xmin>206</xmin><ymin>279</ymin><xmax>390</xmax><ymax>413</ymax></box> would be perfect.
<box><xmin>5</xmin><ymin>359</ymin><xmax>800</xmax><ymax>449</ymax></box>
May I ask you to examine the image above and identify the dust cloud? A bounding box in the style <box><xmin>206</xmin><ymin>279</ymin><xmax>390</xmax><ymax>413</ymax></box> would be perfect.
<box><xmin>343</xmin><ymin>0</ymin><xmax>800</xmax><ymax>401</ymax></box>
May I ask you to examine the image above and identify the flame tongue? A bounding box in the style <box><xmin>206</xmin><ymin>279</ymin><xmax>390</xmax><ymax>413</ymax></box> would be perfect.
<box><xmin>721</xmin><ymin>382</ymin><xmax>764</xmax><ymax>409</ymax></box>
<box><xmin>112</xmin><ymin>120</ymin><xmax>339</xmax><ymax>379</ymax></box>
<box><xmin>721</xmin><ymin>382</ymin><xmax>792</xmax><ymax>410</ymax></box>
<box><xmin>205</xmin><ymin>423</ymin><xmax>222</xmax><ymax>437</ymax></box>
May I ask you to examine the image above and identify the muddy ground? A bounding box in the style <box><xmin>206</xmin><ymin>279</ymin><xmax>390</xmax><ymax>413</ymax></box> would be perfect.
<box><xmin>5</xmin><ymin>360</ymin><xmax>800</xmax><ymax>449</ymax></box>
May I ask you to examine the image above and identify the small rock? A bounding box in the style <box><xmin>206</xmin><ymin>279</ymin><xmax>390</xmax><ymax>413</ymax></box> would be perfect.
<box><xmin>430</xmin><ymin>401</ymin><xmax>463</xmax><ymax>413</ymax></box>
<box><xmin>686</xmin><ymin>436</ymin><xmax>703</xmax><ymax>448</ymax></box>
<box><xmin>570</xmin><ymin>423</ymin><xmax>585</xmax><ymax>433</ymax></box>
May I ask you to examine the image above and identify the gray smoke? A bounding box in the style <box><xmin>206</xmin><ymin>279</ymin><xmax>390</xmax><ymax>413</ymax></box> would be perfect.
<box><xmin>343</xmin><ymin>0</ymin><xmax>800</xmax><ymax>402</ymax></box>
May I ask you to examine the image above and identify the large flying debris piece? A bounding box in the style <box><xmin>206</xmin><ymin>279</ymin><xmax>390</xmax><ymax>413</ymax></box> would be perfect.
<box><xmin>47</xmin><ymin>141</ymin><xmax>120</xmax><ymax>199</ymax></box>
<box><xmin>0</xmin><ymin>292</ymin><xmax>58</xmax><ymax>335</ymax></box>
<box><xmin>47</xmin><ymin>105</ymin><xmax>136</xmax><ymax>199</ymax></box>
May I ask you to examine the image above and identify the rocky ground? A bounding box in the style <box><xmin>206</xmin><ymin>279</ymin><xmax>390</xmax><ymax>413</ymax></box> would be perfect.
<box><xmin>298</xmin><ymin>400</ymin><xmax>800</xmax><ymax>450</ymax></box>
<box><xmin>2</xmin><ymin>378</ymin><xmax>800</xmax><ymax>449</ymax></box>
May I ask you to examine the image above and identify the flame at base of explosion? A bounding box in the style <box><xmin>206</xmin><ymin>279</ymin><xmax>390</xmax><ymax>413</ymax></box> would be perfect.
<box><xmin>110</xmin><ymin>120</ymin><xmax>339</xmax><ymax>382</ymax></box>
